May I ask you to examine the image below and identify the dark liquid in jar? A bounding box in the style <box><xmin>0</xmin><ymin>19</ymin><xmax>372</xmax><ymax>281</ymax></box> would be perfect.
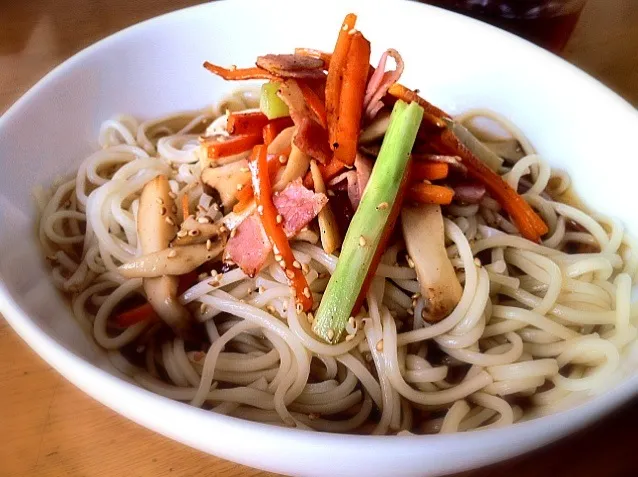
<box><xmin>420</xmin><ymin>0</ymin><xmax>584</xmax><ymax>53</ymax></box>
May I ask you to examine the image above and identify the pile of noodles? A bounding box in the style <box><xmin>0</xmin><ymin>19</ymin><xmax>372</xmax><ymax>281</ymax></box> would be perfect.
<box><xmin>36</xmin><ymin>88</ymin><xmax>638</xmax><ymax>434</ymax></box>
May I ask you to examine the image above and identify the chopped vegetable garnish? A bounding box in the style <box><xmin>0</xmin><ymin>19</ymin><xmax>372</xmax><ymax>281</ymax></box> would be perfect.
<box><xmin>411</xmin><ymin>162</ymin><xmax>449</xmax><ymax>181</ymax></box>
<box><xmin>312</xmin><ymin>100</ymin><xmax>424</xmax><ymax>343</ymax></box>
<box><xmin>442</xmin><ymin>117</ymin><xmax>503</xmax><ymax>172</ymax></box>
<box><xmin>227</xmin><ymin>111</ymin><xmax>270</xmax><ymax>136</ymax></box>
<box><xmin>333</xmin><ymin>31</ymin><xmax>371</xmax><ymax>166</ymax></box>
<box><xmin>114</xmin><ymin>302</ymin><xmax>157</xmax><ymax>328</ymax></box>
<box><xmin>249</xmin><ymin>145</ymin><xmax>313</xmax><ymax>311</ymax></box>
<box><xmin>310</xmin><ymin>160</ymin><xmax>341</xmax><ymax>254</ymax></box>
<box><xmin>407</xmin><ymin>183</ymin><xmax>455</xmax><ymax>205</ymax></box>
<box><xmin>203</xmin><ymin>62</ymin><xmax>275</xmax><ymax>81</ymax></box>
<box><xmin>201</xmin><ymin>134</ymin><xmax>263</xmax><ymax>159</ymax></box>
<box><xmin>260</xmin><ymin>81</ymin><xmax>290</xmax><ymax>119</ymax></box>
<box><xmin>325</xmin><ymin>13</ymin><xmax>358</xmax><ymax>148</ymax></box>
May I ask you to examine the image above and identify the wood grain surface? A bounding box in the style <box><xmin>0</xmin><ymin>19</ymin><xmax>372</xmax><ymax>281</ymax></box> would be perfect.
<box><xmin>1</xmin><ymin>1</ymin><xmax>637</xmax><ymax>476</ymax></box>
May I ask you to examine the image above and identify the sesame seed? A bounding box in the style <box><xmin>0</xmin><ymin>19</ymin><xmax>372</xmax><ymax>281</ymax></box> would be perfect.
<box><xmin>266</xmin><ymin>305</ymin><xmax>276</xmax><ymax>314</ymax></box>
<box><xmin>376</xmin><ymin>340</ymin><xmax>384</xmax><ymax>352</ymax></box>
<box><xmin>348</xmin><ymin>317</ymin><xmax>355</xmax><ymax>328</ymax></box>
<box><xmin>200</xmin><ymin>303</ymin><xmax>208</xmax><ymax>314</ymax></box>
<box><xmin>296</xmin><ymin>303</ymin><xmax>303</xmax><ymax>314</ymax></box>
<box><xmin>377</xmin><ymin>202</ymin><xmax>389</xmax><ymax>210</ymax></box>
<box><xmin>345</xmin><ymin>334</ymin><xmax>355</xmax><ymax>342</ymax></box>
<box><xmin>258</xmin><ymin>286</ymin><xmax>265</xmax><ymax>294</ymax></box>
<box><xmin>177</xmin><ymin>230</ymin><xmax>187</xmax><ymax>238</ymax></box>
<box><xmin>280</xmin><ymin>260</ymin><xmax>287</xmax><ymax>268</ymax></box>
<box><xmin>359</xmin><ymin>235</ymin><xmax>367</xmax><ymax>247</ymax></box>
<box><xmin>307</xmin><ymin>312</ymin><xmax>314</xmax><ymax>323</ymax></box>
<box><xmin>273</xmin><ymin>244</ymin><xmax>280</xmax><ymax>254</ymax></box>
<box><xmin>219</xmin><ymin>225</ymin><xmax>228</xmax><ymax>233</ymax></box>
<box><xmin>327</xmin><ymin>190</ymin><xmax>335</xmax><ymax>197</ymax></box>
<box><xmin>412</xmin><ymin>299</ymin><xmax>418</xmax><ymax>308</ymax></box>
<box><xmin>156</xmin><ymin>197</ymin><xmax>164</xmax><ymax>205</ymax></box>
<box><xmin>168</xmin><ymin>250</ymin><xmax>177</xmax><ymax>258</ymax></box>
<box><xmin>210</xmin><ymin>269</ymin><xmax>218</xmax><ymax>277</ymax></box>
<box><xmin>197</xmin><ymin>216</ymin><xmax>210</xmax><ymax>224</ymax></box>
<box><xmin>342</xmin><ymin>23</ymin><xmax>348</xmax><ymax>31</ymax></box>
<box><xmin>159</xmin><ymin>206</ymin><xmax>167</xmax><ymax>216</ymax></box>
<box><xmin>236</xmin><ymin>183</ymin><xmax>244</xmax><ymax>191</ymax></box>
<box><xmin>421</xmin><ymin>309</ymin><xmax>428</xmax><ymax>319</ymax></box>
<box><xmin>229</xmin><ymin>65</ymin><xmax>237</xmax><ymax>71</ymax></box>
<box><xmin>327</xmin><ymin>329</ymin><xmax>335</xmax><ymax>340</ymax></box>
<box><xmin>407</xmin><ymin>307</ymin><xmax>414</xmax><ymax>315</ymax></box>
<box><xmin>276</xmin><ymin>214</ymin><xmax>283</xmax><ymax>224</ymax></box>
<box><xmin>165</xmin><ymin>216</ymin><xmax>175</xmax><ymax>226</ymax></box>
<box><xmin>274</xmin><ymin>254</ymin><xmax>283</xmax><ymax>262</ymax></box>
<box><xmin>411</xmin><ymin>292</ymin><xmax>421</xmax><ymax>299</ymax></box>
<box><xmin>293</xmin><ymin>260</ymin><xmax>302</xmax><ymax>269</ymax></box>
<box><xmin>279</xmin><ymin>155</ymin><xmax>287</xmax><ymax>164</ymax></box>
<box><xmin>348</xmin><ymin>28</ymin><xmax>358</xmax><ymax>35</ymax></box>
<box><xmin>230</xmin><ymin>228</ymin><xmax>237</xmax><ymax>238</ymax></box>
<box><xmin>168</xmin><ymin>191</ymin><xmax>177</xmax><ymax>199</ymax></box>
<box><xmin>474</xmin><ymin>258</ymin><xmax>482</xmax><ymax>267</ymax></box>
<box><xmin>206</xmin><ymin>239</ymin><xmax>212</xmax><ymax>250</ymax></box>
<box><xmin>407</xmin><ymin>256</ymin><xmax>415</xmax><ymax>268</ymax></box>
<box><xmin>286</xmin><ymin>269</ymin><xmax>295</xmax><ymax>279</ymax></box>
<box><xmin>301</xmin><ymin>227</ymin><xmax>309</xmax><ymax>233</ymax></box>
<box><xmin>257</xmin><ymin>205</ymin><xmax>264</xmax><ymax>214</ymax></box>
<box><xmin>188</xmin><ymin>229</ymin><xmax>200</xmax><ymax>237</ymax></box>
<box><xmin>301</xmin><ymin>263</ymin><xmax>310</xmax><ymax>274</ymax></box>
<box><xmin>303</xmin><ymin>287</ymin><xmax>311</xmax><ymax>298</ymax></box>
<box><xmin>239</xmin><ymin>166</ymin><xmax>250</xmax><ymax>172</ymax></box>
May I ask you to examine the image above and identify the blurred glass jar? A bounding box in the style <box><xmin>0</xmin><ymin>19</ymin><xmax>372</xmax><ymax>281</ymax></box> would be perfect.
<box><xmin>418</xmin><ymin>0</ymin><xmax>588</xmax><ymax>53</ymax></box>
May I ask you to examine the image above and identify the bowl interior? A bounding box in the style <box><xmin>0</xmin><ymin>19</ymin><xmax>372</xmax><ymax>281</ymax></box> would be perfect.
<box><xmin>1</xmin><ymin>0</ymin><xmax>638</xmax><ymax>476</ymax></box>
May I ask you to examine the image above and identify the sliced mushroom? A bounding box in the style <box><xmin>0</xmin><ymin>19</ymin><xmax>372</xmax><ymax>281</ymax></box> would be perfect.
<box><xmin>267</xmin><ymin>126</ymin><xmax>295</xmax><ymax>156</ymax></box>
<box><xmin>201</xmin><ymin>159</ymin><xmax>251</xmax><ymax>208</ymax></box>
<box><xmin>359</xmin><ymin>109</ymin><xmax>391</xmax><ymax>144</ymax></box>
<box><xmin>119</xmin><ymin>242</ymin><xmax>224</xmax><ymax>278</ymax></box>
<box><xmin>172</xmin><ymin>216</ymin><xmax>227</xmax><ymax>246</ymax></box>
<box><xmin>310</xmin><ymin>160</ymin><xmax>341</xmax><ymax>254</ymax></box>
<box><xmin>137</xmin><ymin>175</ymin><xmax>191</xmax><ymax>334</ymax></box>
<box><xmin>273</xmin><ymin>144</ymin><xmax>311</xmax><ymax>191</ymax></box>
<box><xmin>401</xmin><ymin>205</ymin><xmax>462</xmax><ymax>322</ymax></box>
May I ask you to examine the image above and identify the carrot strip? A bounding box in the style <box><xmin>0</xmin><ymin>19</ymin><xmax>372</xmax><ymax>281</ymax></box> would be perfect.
<box><xmin>438</xmin><ymin>129</ymin><xmax>547</xmax><ymax>240</ymax></box>
<box><xmin>233</xmin><ymin>154</ymin><xmax>286</xmax><ymax>212</ymax></box>
<box><xmin>250</xmin><ymin>146</ymin><xmax>312</xmax><ymax>311</ymax></box>
<box><xmin>181</xmin><ymin>194</ymin><xmax>190</xmax><ymax>220</ymax></box>
<box><xmin>333</xmin><ymin>32</ymin><xmax>370</xmax><ymax>166</ymax></box>
<box><xmin>411</xmin><ymin>162</ymin><xmax>449</xmax><ymax>181</ymax></box>
<box><xmin>263</xmin><ymin>117</ymin><xmax>294</xmax><ymax>146</ymax></box>
<box><xmin>407</xmin><ymin>184</ymin><xmax>455</xmax><ymax>205</ymax></box>
<box><xmin>387</xmin><ymin>83</ymin><xmax>449</xmax><ymax>127</ymax></box>
<box><xmin>203</xmin><ymin>134</ymin><xmax>263</xmax><ymax>159</ymax></box>
<box><xmin>298</xmin><ymin>81</ymin><xmax>328</xmax><ymax>129</ymax></box>
<box><xmin>325</xmin><ymin>13</ymin><xmax>357</xmax><ymax>148</ymax></box>
<box><xmin>203</xmin><ymin>62</ymin><xmax>276</xmax><ymax>81</ymax></box>
<box><xmin>227</xmin><ymin>111</ymin><xmax>269</xmax><ymax>135</ymax></box>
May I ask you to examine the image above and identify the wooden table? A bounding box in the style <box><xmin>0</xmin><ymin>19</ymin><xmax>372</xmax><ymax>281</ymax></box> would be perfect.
<box><xmin>1</xmin><ymin>1</ymin><xmax>636</xmax><ymax>476</ymax></box>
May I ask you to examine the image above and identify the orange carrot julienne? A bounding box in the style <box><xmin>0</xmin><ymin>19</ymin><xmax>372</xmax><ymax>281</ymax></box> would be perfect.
<box><xmin>181</xmin><ymin>194</ymin><xmax>190</xmax><ymax>220</ymax></box>
<box><xmin>263</xmin><ymin>117</ymin><xmax>294</xmax><ymax>146</ymax></box>
<box><xmin>203</xmin><ymin>62</ymin><xmax>276</xmax><ymax>81</ymax></box>
<box><xmin>250</xmin><ymin>145</ymin><xmax>312</xmax><ymax>311</ymax></box>
<box><xmin>326</xmin><ymin>13</ymin><xmax>357</xmax><ymax>148</ymax></box>
<box><xmin>114</xmin><ymin>303</ymin><xmax>157</xmax><ymax>328</ymax></box>
<box><xmin>233</xmin><ymin>154</ymin><xmax>286</xmax><ymax>212</ymax></box>
<box><xmin>411</xmin><ymin>162</ymin><xmax>449</xmax><ymax>182</ymax></box>
<box><xmin>387</xmin><ymin>83</ymin><xmax>449</xmax><ymax>127</ymax></box>
<box><xmin>203</xmin><ymin>134</ymin><xmax>263</xmax><ymax>159</ymax></box>
<box><xmin>407</xmin><ymin>184</ymin><xmax>455</xmax><ymax>205</ymax></box>
<box><xmin>333</xmin><ymin>31</ymin><xmax>370</xmax><ymax>166</ymax></box>
<box><xmin>227</xmin><ymin>111</ymin><xmax>269</xmax><ymax>135</ymax></box>
<box><xmin>298</xmin><ymin>81</ymin><xmax>328</xmax><ymax>129</ymax></box>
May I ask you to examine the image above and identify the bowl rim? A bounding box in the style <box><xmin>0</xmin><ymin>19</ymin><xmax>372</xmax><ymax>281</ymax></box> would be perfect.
<box><xmin>1</xmin><ymin>0</ymin><xmax>638</xmax><ymax>472</ymax></box>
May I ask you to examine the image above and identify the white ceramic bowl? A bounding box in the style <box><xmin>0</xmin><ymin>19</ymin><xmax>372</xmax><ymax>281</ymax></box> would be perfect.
<box><xmin>1</xmin><ymin>1</ymin><xmax>637</xmax><ymax>475</ymax></box>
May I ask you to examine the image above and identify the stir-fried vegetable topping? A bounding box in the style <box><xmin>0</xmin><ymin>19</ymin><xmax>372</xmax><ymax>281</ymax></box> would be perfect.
<box><xmin>312</xmin><ymin>100</ymin><xmax>424</xmax><ymax>343</ymax></box>
<box><xmin>260</xmin><ymin>82</ymin><xmax>290</xmax><ymax>119</ymax></box>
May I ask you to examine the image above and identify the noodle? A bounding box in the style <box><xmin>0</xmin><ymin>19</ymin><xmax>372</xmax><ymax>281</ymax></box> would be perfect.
<box><xmin>37</xmin><ymin>94</ymin><xmax>637</xmax><ymax>435</ymax></box>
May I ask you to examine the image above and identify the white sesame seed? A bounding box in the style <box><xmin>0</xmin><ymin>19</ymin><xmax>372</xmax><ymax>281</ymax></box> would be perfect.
<box><xmin>376</xmin><ymin>339</ymin><xmax>384</xmax><ymax>352</ymax></box>
<box><xmin>206</xmin><ymin>239</ymin><xmax>212</xmax><ymax>250</ymax></box>
<box><xmin>345</xmin><ymin>334</ymin><xmax>355</xmax><ymax>342</ymax></box>
<box><xmin>266</xmin><ymin>305</ymin><xmax>276</xmax><ymax>314</ymax></box>
<box><xmin>407</xmin><ymin>256</ymin><xmax>415</xmax><ymax>268</ymax></box>
<box><xmin>377</xmin><ymin>201</ymin><xmax>389</xmax><ymax>210</ymax></box>
<box><xmin>168</xmin><ymin>250</ymin><xmax>177</xmax><ymax>258</ymax></box>
<box><xmin>359</xmin><ymin>235</ymin><xmax>367</xmax><ymax>247</ymax></box>
<box><xmin>177</xmin><ymin>230</ymin><xmax>187</xmax><ymax>238</ymax></box>
<box><xmin>307</xmin><ymin>312</ymin><xmax>314</xmax><ymax>323</ymax></box>
<box><xmin>293</xmin><ymin>260</ymin><xmax>302</xmax><ymax>269</ymax></box>
<box><xmin>156</xmin><ymin>197</ymin><xmax>164</xmax><ymax>205</ymax></box>
<box><xmin>474</xmin><ymin>258</ymin><xmax>482</xmax><ymax>267</ymax></box>
<box><xmin>280</xmin><ymin>260</ymin><xmax>287</xmax><ymax>268</ymax></box>
<box><xmin>411</xmin><ymin>292</ymin><xmax>421</xmax><ymax>299</ymax></box>
<box><xmin>273</xmin><ymin>244</ymin><xmax>280</xmax><ymax>254</ymax></box>
<box><xmin>229</xmin><ymin>65</ymin><xmax>237</xmax><ymax>71</ymax></box>
<box><xmin>165</xmin><ymin>216</ymin><xmax>175</xmax><ymax>226</ymax></box>
<box><xmin>239</xmin><ymin>166</ymin><xmax>250</xmax><ymax>173</ymax></box>
<box><xmin>276</xmin><ymin>214</ymin><xmax>283</xmax><ymax>224</ymax></box>
<box><xmin>303</xmin><ymin>287</ymin><xmax>311</xmax><ymax>298</ymax></box>
<box><xmin>257</xmin><ymin>205</ymin><xmax>264</xmax><ymax>214</ymax></box>
<box><xmin>348</xmin><ymin>28</ymin><xmax>358</xmax><ymax>35</ymax></box>
<box><xmin>200</xmin><ymin>303</ymin><xmax>208</xmax><ymax>314</ymax></box>
<box><xmin>197</xmin><ymin>216</ymin><xmax>210</xmax><ymax>224</ymax></box>
<box><xmin>274</xmin><ymin>254</ymin><xmax>283</xmax><ymax>262</ymax></box>
<box><xmin>230</xmin><ymin>228</ymin><xmax>237</xmax><ymax>238</ymax></box>
<box><xmin>236</xmin><ymin>183</ymin><xmax>244</xmax><ymax>191</ymax></box>
<box><xmin>342</xmin><ymin>23</ymin><xmax>348</xmax><ymax>31</ymax></box>
<box><xmin>159</xmin><ymin>206</ymin><xmax>167</xmax><ymax>216</ymax></box>
<box><xmin>407</xmin><ymin>307</ymin><xmax>414</xmax><ymax>315</ymax></box>
<box><xmin>301</xmin><ymin>263</ymin><xmax>310</xmax><ymax>274</ymax></box>
<box><xmin>286</xmin><ymin>269</ymin><xmax>295</xmax><ymax>279</ymax></box>
<box><xmin>296</xmin><ymin>303</ymin><xmax>303</xmax><ymax>314</ymax></box>
<box><xmin>278</xmin><ymin>155</ymin><xmax>287</xmax><ymax>164</ymax></box>
<box><xmin>219</xmin><ymin>225</ymin><xmax>228</xmax><ymax>233</ymax></box>
<box><xmin>327</xmin><ymin>329</ymin><xmax>335</xmax><ymax>341</ymax></box>
<box><xmin>348</xmin><ymin>317</ymin><xmax>355</xmax><ymax>328</ymax></box>
<box><xmin>258</xmin><ymin>286</ymin><xmax>265</xmax><ymax>294</ymax></box>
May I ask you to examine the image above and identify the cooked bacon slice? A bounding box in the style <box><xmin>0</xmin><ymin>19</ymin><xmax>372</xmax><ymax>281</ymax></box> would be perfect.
<box><xmin>256</xmin><ymin>54</ymin><xmax>326</xmax><ymax>79</ymax></box>
<box><xmin>225</xmin><ymin>180</ymin><xmax>327</xmax><ymax>276</ymax></box>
